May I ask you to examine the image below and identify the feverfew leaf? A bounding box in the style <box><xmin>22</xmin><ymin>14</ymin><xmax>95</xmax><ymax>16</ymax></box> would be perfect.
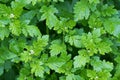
<box><xmin>0</xmin><ymin>46</ymin><xmax>17</xmax><ymax>61</ymax></box>
<box><xmin>97</xmin><ymin>70</ymin><xmax>112</xmax><ymax>80</ymax></box>
<box><xmin>88</xmin><ymin>0</ymin><xmax>100</xmax><ymax>4</ymax></box>
<box><xmin>88</xmin><ymin>11</ymin><xmax>102</xmax><ymax>28</ymax></box>
<box><xmin>22</xmin><ymin>25</ymin><xmax>41</xmax><ymax>37</ymax></box>
<box><xmin>9</xmin><ymin>37</ymin><xmax>26</xmax><ymax>54</ymax></box>
<box><xmin>92</xmin><ymin>28</ymin><xmax>102</xmax><ymax>43</ymax></box>
<box><xmin>81</xmin><ymin>33</ymin><xmax>98</xmax><ymax>55</ymax></box>
<box><xmin>113</xmin><ymin>25</ymin><xmax>120</xmax><ymax>37</ymax></box>
<box><xmin>52</xmin><ymin>0</ymin><xmax>64</xmax><ymax>2</ymax></box>
<box><xmin>31</xmin><ymin>0</ymin><xmax>37</xmax><ymax>5</ymax></box>
<box><xmin>11</xmin><ymin>1</ymin><xmax>24</xmax><ymax>18</ymax></box>
<box><xmin>27</xmin><ymin>25</ymin><xmax>41</xmax><ymax>37</ymax></box>
<box><xmin>17</xmin><ymin>67</ymin><xmax>31</xmax><ymax>80</ymax></box>
<box><xmin>103</xmin><ymin>17</ymin><xmax>120</xmax><ymax>36</ymax></box>
<box><xmin>40</xmin><ymin>54</ymin><xmax>48</xmax><ymax>63</ymax></box>
<box><xmin>0</xmin><ymin>4</ymin><xmax>11</xmax><ymax>16</ymax></box>
<box><xmin>46</xmin><ymin>53</ymin><xmax>71</xmax><ymax>72</ymax></box>
<box><xmin>73</xmin><ymin>50</ymin><xmax>90</xmax><ymax>68</ymax></box>
<box><xmin>90</xmin><ymin>56</ymin><xmax>113</xmax><ymax>72</ymax></box>
<box><xmin>113</xmin><ymin>64</ymin><xmax>120</xmax><ymax>79</ymax></box>
<box><xmin>69</xmin><ymin>35</ymin><xmax>82</xmax><ymax>48</ymax></box>
<box><xmin>9</xmin><ymin>20</ymin><xmax>21</xmax><ymax>36</ymax></box>
<box><xmin>14</xmin><ymin>0</ymin><xmax>32</xmax><ymax>5</ymax></box>
<box><xmin>57</xmin><ymin>60</ymin><xmax>72</xmax><ymax>74</ymax></box>
<box><xmin>30</xmin><ymin>61</ymin><xmax>44</xmax><ymax>78</ymax></box>
<box><xmin>92</xmin><ymin>28</ymin><xmax>101</xmax><ymax>38</ymax></box>
<box><xmin>20</xmin><ymin>10</ymin><xmax>37</xmax><ymax>24</ymax></box>
<box><xmin>101</xmin><ymin>5</ymin><xmax>118</xmax><ymax>17</ymax></box>
<box><xmin>0</xmin><ymin>27</ymin><xmax>10</xmax><ymax>40</ymax></box>
<box><xmin>97</xmin><ymin>39</ymin><xmax>112</xmax><ymax>55</ymax></box>
<box><xmin>33</xmin><ymin>35</ymin><xmax>49</xmax><ymax>55</ymax></box>
<box><xmin>74</xmin><ymin>0</ymin><xmax>90</xmax><ymax>21</ymax></box>
<box><xmin>20</xmin><ymin>51</ymin><xmax>32</xmax><ymax>63</ymax></box>
<box><xmin>46</xmin><ymin>56</ymin><xmax>65</xmax><ymax>71</ymax></box>
<box><xmin>0</xmin><ymin>16</ymin><xmax>10</xmax><ymax>27</ymax></box>
<box><xmin>54</xmin><ymin>18</ymin><xmax>76</xmax><ymax>33</ymax></box>
<box><xmin>65</xmin><ymin>29</ymin><xmax>84</xmax><ymax>48</ymax></box>
<box><xmin>11</xmin><ymin>0</ymin><xmax>32</xmax><ymax>18</ymax></box>
<box><xmin>46</xmin><ymin>14</ymin><xmax>59</xmax><ymax>29</ymax></box>
<box><xmin>87</xmin><ymin>69</ymin><xmax>111</xmax><ymax>80</ymax></box>
<box><xmin>49</xmin><ymin>39</ymin><xmax>66</xmax><ymax>56</ymax></box>
<box><xmin>87</xmin><ymin>69</ymin><xmax>97</xmax><ymax>79</ymax></box>
<box><xmin>66</xmin><ymin>74</ymin><xmax>84</xmax><ymax>80</ymax></box>
<box><xmin>40</xmin><ymin>5</ymin><xmax>59</xmax><ymax>29</ymax></box>
<box><xmin>66</xmin><ymin>20</ymin><xmax>76</xmax><ymax>29</ymax></box>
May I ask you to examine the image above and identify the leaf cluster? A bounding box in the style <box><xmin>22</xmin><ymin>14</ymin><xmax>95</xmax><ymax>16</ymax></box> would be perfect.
<box><xmin>0</xmin><ymin>0</ymin><xmax>120</xmax><ymax>80</ymax></box>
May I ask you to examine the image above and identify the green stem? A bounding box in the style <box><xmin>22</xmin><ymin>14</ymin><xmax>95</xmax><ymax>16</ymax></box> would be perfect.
<box><xmin>46</xmin><ymin>26</ymin><xmax>49</xmax><ymax>35</ymax></box>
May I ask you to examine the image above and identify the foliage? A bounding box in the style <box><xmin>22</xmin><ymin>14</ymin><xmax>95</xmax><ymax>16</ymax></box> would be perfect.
<box><xmin>0</xmin><ymin>0</ymin><xmax>120</xmax><ymax>80</ymax></box>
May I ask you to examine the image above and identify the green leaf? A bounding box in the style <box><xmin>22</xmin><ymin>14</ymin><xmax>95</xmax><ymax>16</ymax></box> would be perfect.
<box><xmin>31</xmin><ymin>0</ymin><xmax>37</xmax><ymax>5</ymax></box>
<box><xmin>55</xmin><ymin>1</ymin><xmax>73</xmax><ymax>18</ymax></box>
<box><xmin>97</xmin><ymin>39</ymin><xmax>112</xmax><ymax>55</ymax></box>
<box><xmin>113</xmin><ymin>25</ymin><xmax>120</xmax><ymax>37</ymax></box>
<box><xmin>0</xmin><ymin>4</ymin><xmax>11</xmax><ymax>15</ymax></box>
<box><xmin>73</xmin><ymin>50</ymin><xmax>90</xmax><ymax>68</ymax></box>
<box><xmin>30</xmin><ymin>60</ymin><xmax>44</xmax><ymax>78</ymax></box>
<box><xmin>11</xmin><ymin>1</ymin><xmax>24</xmax><ymax>18</ymax></box>
<box><xmin>87</xmin><ymin>69</ymin><xmax>97</xmax><ymax>79</ymax></box>
<box><xmin>40</xmin><ymin>5</ymin><xmax>58</xmax><ymax>29</ymax></box>
<box><xmin>65</xmin><ymin>29</ymin><xmax>84</xmax><ymax>48</ymax></box>
<box><xmin>88</xmin><ymin>0</ymin><xmax>100</xmax><ymax>4</ymax></box>
<box><xmin>46</xmin><ymin>56</ymin><xmax>65</xmax><ymax>71</ymax></box>
<box><xmin>0</xmin><ymin>27</ymin><xmax>10</xmax><ymax>40</ymax></box>
<box><xmin>57</xmin><ymin>60</ymin><xmax>73</xmax><ymax>74</ymax></box>
<box><xmin>26</xmin><ymin>25</ymin><xmax>41</xmax><ymax>37</ymax></box>
<box><xmin>0</xmin><ymin>0</ymin><xmax>10</xmax><ymax>3</ymax></box>
<box><xmin>87</xmin><ymin>69</ymin><xmax>112</xmax><ymax>80</ymax></box>
<box><xmin>46</xmin><ymin>14</ymin><xmax>59</xmax><ymax>29</ymax></box>
<box><xmin>101</xmin><ymin>5</ymin><xmax>118</xmax><ymax>17</ymax></box>
<box><xmin>14</xmin><ymin>0</ymin><xmax>32</xmax><ymax>5</ymax></box>
<box><xmin>0</xmin><ymin>46</ymin><xmax>17</xmax><ymax>61</ymax></box>
<box><xmin>49</xmin><ymin>39</ymin><xmax>66</xmax><ymax>56</ymax></box>
<box><xmin>115</xmin><ymin>55</ymin><xmax>120</xmax><ymax>63</ymax></box>
<box><xmin>18</xmin><ymin>66</ymin><xmax>31</xmax><ymax>80</ymax></box>
<box><xmin>113</xmin><ymin>64</ymin><xmax>120</xmax><ymax>79</ymax></box>
<box><xmin>20</xmin><ymin>51</ymin><xmax>32</xmax><ymax>62</ymax></box>
<box><xmin>46</xmin><ymin>53</ymin><xmax>71</xmax><ymax>72</ymax></box>
<box><xmin>70</xmin><ymin>35</ymin><xmax>82</xmax><ymax>48</ymax></box>
<box><xmin>22</xmin><ymin>25</ymin><xmax>41</xmax><ymax>37</ymax></box>
<box><xmin>40</xmin><ymin>54</ymin><xmax>48</xmax><ymax>63</ymax></box>
<box><xmin>20</xmin><ymin>10</ymin><xmax>37</xmax><ymax>24</ymax></box>
<box><xmin>53</xmin><ymin>18</ymin><xmax>76</xmax><ymax>33</ymax></box>
<box><xmin>88</xmin><ymin>11</ymin><xmax>102</xmax><ymax>28</ymax></box>
<box><xmin>9</xmin><ymin>20</ymin><xmax>21</xmax><ymax>36</ymax></box>
<box><xmin>74</xmin><ymin>0</ymin><xmax>90</xmax><ymax>21</ymax></box>
<box><xmin>66</xmin><ymin>74</ymin><xmax>84</xmax><ymax>80</ymax></box>
<box><xmin>81</xmin><ymin>33</ymin><xmax>98</xmax><ymax>55</ymax></box>
<box><xmin>52</xmin><ymin>0</ymin><xmax>64</xmax><ymax>2</ymax></box>
<box><xmin>9</xmin><ymin>37</ymin><xmax>26</xmax><ymax>54</ymax></box>
<box><xmin>90</xmin><ymin>56</ymin><xmax>113</xmax><ymax>72</ymax></box>
<box><xmin>92</xmin><ymin>28</ymin><xmax>101</xmax><ymax>38</ymax></box>
<box><xmin>0</xmin><ymin>0</ymin><xmax>119</xmax><ymax>79</ymax></box>
<box><xmin>97</xmin><ymin>70</ymin><xmax>112</xmax><ymax>80</ymax></box>
<box><xmin>103</xmin><ymin>17</ymin><xmax>120</xmax><ymax>36</ymax></box>
<box><xmin>32</xmin><ymin>35</ymin><xmax>49</xmax><ymax>55</ymax></box>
